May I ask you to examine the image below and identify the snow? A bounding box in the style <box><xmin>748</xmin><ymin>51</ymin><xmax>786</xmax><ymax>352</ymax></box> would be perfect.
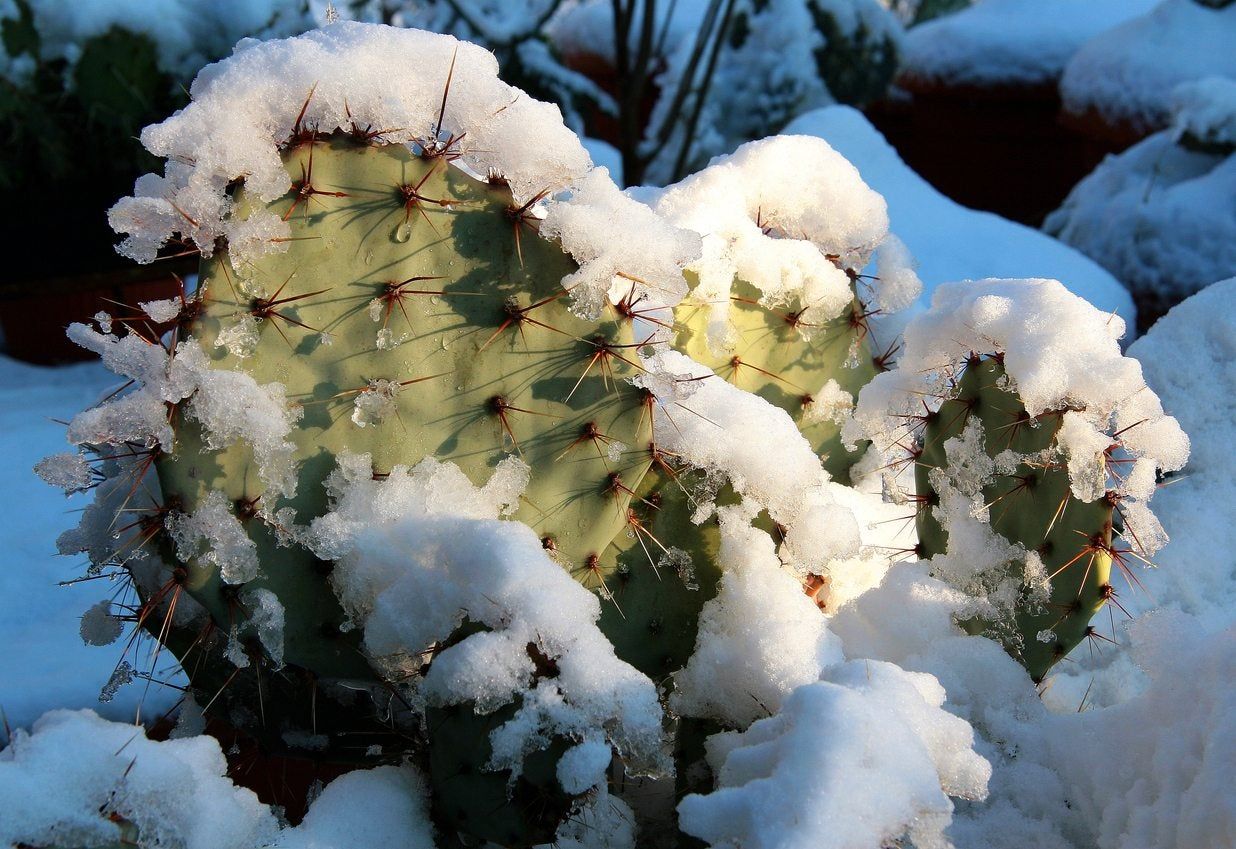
<box><xmin>0</xmin><ymin>0</ymin><xmax>312</xmax><ymax>80</ymax></box>
<box><xmin>541</xmin><ymin>167</ymin><xmax>699</xmax><ymax>320</ymax></box>
<box><xmin>0</xmin><ymin>708</ymin><xmax>440</xmax><ymax>849</ymax></box>
<box><xmin>63</xmin><ymin>324</ymin><xmax>302</xmax><ymax>498</ymax></box>
<box><xmin>899</xmin><ymin>0</ymin><xmax>1158</xmax><ymax>89</ymax></box>
<box><xmin>0</xmin><ymin>708</ymin><xmax>278</xmax><ymax>849</ymax></box>
<box><xmin>1045</xmin><ymin>88</ymin><xmax>1236</xmax><ymax>313</ymax></box>
<box><xmin>671</xmin><ymin>508</ymin><xmax>847</xmax><ymax>727</ymax></box>
<box><xmin>784</xmin><ymin>106</ymin><xmax>1137</xmax><ymax>331</ymax></box>
<box><xmin>1044</xmin><ymin>614</ymin><xmax>1236</xmax><ymax>849</ymax></box>
<box><xmin>678</xmin><ymin>660</ymin><xmax>990</xmax><ymax>849</ymax></box>
<box><xmin>107</xmin><ymin>22</ymin><xmax>694</xmax><ymax>321</ymax></box>
<box><xmin>271</xmin><ymin>764</ymin><xmax>437</xmax><ymax>849</ymax></box>
<box><xmin>1060</xmin><ymin>0</ymin><xmax>1236</xmax><ymax>136</ymax></box>
<box><xmin>307</xmin><ymin>452</ymin><xmax>668</xmax><ymax>791</ymax></box>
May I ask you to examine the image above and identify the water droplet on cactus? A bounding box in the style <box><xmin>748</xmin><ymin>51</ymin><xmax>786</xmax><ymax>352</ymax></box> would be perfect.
<box><xmin>392</xmin><ymin>222</ymin><xmax>412</xmax><ymax>243</ymax></box>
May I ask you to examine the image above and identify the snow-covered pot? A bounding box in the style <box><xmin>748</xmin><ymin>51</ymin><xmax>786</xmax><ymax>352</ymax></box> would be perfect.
<box><xmin>1059</xmin><ymin>0</ymin><xmax>1236</xmax><ymax>148</ymax></box>
<box><xmin>880</xmin><ymin>0</ymin><xmax>1159</xmax><ymax>225</ymax></box>
<box><xmin>1047</xmin><ymin>77</ymin><xmax>1236</xmax><ymax>329</ymax></box>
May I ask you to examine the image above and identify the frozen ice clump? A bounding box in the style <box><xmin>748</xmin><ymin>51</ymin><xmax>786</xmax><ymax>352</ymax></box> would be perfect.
<box><xmin>166</xmin><ymin>489</ymin><xmax>261</xmax><ymax>585</ymax></box>
<box><xmin>1060</xmin><ymin>0</ymin><xmax>1236</xmax><ymax>138</ymax></box>
<box><xmin>552</xmin><ymin>789</ymin><xmax>636</xmax><ymax>849</ymax></box>
<box><xmin>79</xmin><ymin>599</ymin><xmax>124</xmax><ymax>647</ymax></box>
<box><xmin>108</xmin><ymin>22</ymin><xmax>697</xmax><ymax>314</ymax></box>
<box><xmin>33</xmin><ymin>450</ymin><xmax>94</xmax><ymax>494</ymax></box>
<box><xmin>0</xmin><ymin>709</ymin><xmax>279</xmax><ymax>849</ymax></box>
<box><xmin>647</xmin><ymin>135</ymin><xmax>916</xmax><ymax>355</ymax></box>
<box><xmin>186</xmin><ymin>359</ymin><xmax>303</xmax><ymax>498</ymax></box>
<box><xmin>139</xmin><ymin>296</ymin><xmax>185</xmax><ymax>324</ymax></box>
<box><xmin>307</xmin><ymin>452</ymin><xmax>666</xmax><ymax>790</ymax></box>
<box><xmin>678</xmin><ymin>660</ymin><xmax>989</xmax><ymax>849</ymax></box>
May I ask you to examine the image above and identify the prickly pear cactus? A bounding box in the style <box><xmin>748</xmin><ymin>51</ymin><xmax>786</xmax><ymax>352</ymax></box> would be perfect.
<box><xmin>913</xmin><ymin>355</ymin><xmax>1114</xmax><ymax>681</ymax></box>
<box><xmin>162</xmin><ymin>131</ymin><xmax>653</xmax><ymax>682</ymax></box>
<box><xmin>847</xmin><ymin>277</ymin><xmax>1188</xmax><ymax>695</ymax></box>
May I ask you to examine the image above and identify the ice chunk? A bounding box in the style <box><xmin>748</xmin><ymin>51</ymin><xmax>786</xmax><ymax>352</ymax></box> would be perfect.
<box><xmin>78</xmin><ymin>600</ymin><xmax>123</xmax><ymax>647</ymax></box>
<box><xmin>33</xmin><ymin>451</ymin><xmax>94</xmax><ymax>495</ymax></box>
<box><xmin>165</xmin><ymin>490</ymin><xmax>260</xmax><ymax>585</ymax></box>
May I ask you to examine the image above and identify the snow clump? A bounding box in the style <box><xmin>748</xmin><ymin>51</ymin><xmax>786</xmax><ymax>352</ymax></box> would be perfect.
<box><xmin>647</xmin><ymin>135</ymin><xmax>919</xmax><ymax>357</ymax></box>
<box><xmin>307</xmin><ymin>451</ymin><xmax>668</xmax><ymax>791</ymax></box>
<box><xmin>678</xmin><ymin>660</ymin><xmax>990</xmax><ymax>849</ymax></box>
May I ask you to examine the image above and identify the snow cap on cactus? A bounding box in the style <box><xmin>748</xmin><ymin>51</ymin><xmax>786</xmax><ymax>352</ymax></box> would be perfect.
<box><xmin>849</xmin><ymin>278</ymin><xmax>1189</xmax><ymax>487</ymax></box>
<box><xmin>649</xmin><ymin>134</ymin><xmax>920</xmax><ymax>355</ymax></box>
<box><xmin>108</xmin><ymin>21</ymin><xmax>698</xmax><ymax>316</ymax></box>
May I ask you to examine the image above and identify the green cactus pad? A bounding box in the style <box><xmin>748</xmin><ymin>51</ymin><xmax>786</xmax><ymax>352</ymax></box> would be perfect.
<box><xmin>915</xmin><ymin>356</ymin><xmax>1113</xmax><ymax>681</ymax></box>
<box><xmin>673</xmin><ymin>277</ymin><xmax>879</xmax><ymax>482</ymax></box>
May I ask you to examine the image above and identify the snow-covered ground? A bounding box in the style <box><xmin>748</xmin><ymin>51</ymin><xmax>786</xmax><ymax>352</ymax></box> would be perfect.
<box><xmin>0</xmin><ymin>356</ymin><xmax>181</xmax><ymax>731</ymax></box>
